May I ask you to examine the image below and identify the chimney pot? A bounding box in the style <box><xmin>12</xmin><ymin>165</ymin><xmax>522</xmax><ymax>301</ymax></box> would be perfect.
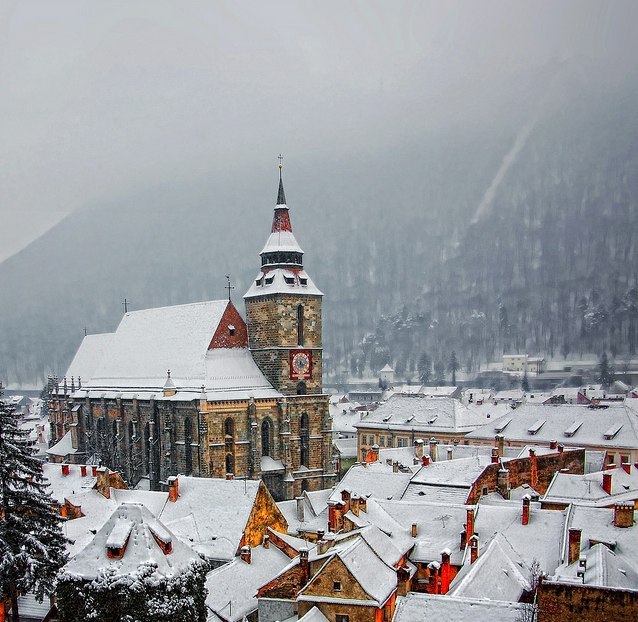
<box><xmin>550</xmin><ymin>439</ymin><xmax>557</xmax><ymax>450</ymax></box>
<box><xmin>422</xmin><ymin>454</ymin><xmax>430</xmax><ymax>467</ymax></box>
<box><xmin>80</xmin><ymin>465</ymin><xmax>87</xmax><ymax>477</ymax></box>
<box><xmin>557</xmin><ymin>444</ymin><xmax>564</xmax><ymax>453</ymax></box>
<box><xmin>61</xmin><ymin>464</ymin><xmax>70</xmax><ymax>476</ymax></box>
<box><xmin>522</xmin><ymin>495</ymin><xmax>531</xmax><ymax>525</ymax></box>
<box><xmin>168</xmin><ymin>476</ymin><xmax>179</xmax><ymax>502</ymax></box>
<box><xmin>240</xmin><ymin>545</ymin><xmax>251</xmax><ymax>564</ymax></box>
<box><xmin>91</xmin><ymin>465</ymin><xmax>98</xmax><ymax>477</ymax></box>
<box><xmin>411</xmin><ymin>523</ymin><xmax>417</xmax><ymax>538</ymax></box>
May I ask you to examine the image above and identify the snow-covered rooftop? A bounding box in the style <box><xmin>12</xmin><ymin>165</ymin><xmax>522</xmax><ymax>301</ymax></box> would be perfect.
<box><xmin>244</xmin><ymin>268</ymin><xmax>322</xmax><ymax>298</ymax></box>
<box><xmin>63</xmin><ymin>332</ymin><xmax>115</xmax><ymax>384</ymax></box>
<box><xmin>393</xmin><ymin>593</ymin><xmax>525</xmax><ymax>622</ymax></box>
<box><xmin>329</xmin><ymin>461</ymin><xmax>412</xmax><ymax>503</ymax></box>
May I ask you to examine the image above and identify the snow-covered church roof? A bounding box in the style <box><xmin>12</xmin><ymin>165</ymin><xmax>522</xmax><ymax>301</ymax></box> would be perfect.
<box><xmin>68</xmin><ymin>300</ymin><xmax>280</xmax><ymax>400</ymax></box>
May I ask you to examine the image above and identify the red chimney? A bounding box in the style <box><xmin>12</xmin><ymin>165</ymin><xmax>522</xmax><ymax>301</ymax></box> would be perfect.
<box><xmin>522</xmin><ymin>495</ymin><xmax>531</xmax><ymax>525</ymax></box>
<box><xmin>299</xmin><ymin>547</ymin><xmax>309</xmax><ymax>583</ymax></box>
<box><xmin>168</xmin><ymin>476</ymin><xmax>179</xmax><ymax>502</ymax></box>
<box><xmin>91</xmin><ymin>465</ymin><xmax>98</xmax><ymax>477</ymax></box>
<box><xmin>466</xmin><ymin>508</ymin><xmax>475</xmax><ymax>539</ymax></box>
<box><xmin>491</xmin><ymin>448</ymin><xmax>499</xmax><ymax>464</ymax></box>
<box><xmin>80</xmin><ymin>465</ymin><xmax>87</xmax><ymax>477</ymax></box>
<box><xmin>61</xmin><ymin>464</ymin><xmax>70</xmax><ymax>476</ymax></box>
<box><xmin>470</xmin><ymin>535</ymin><xmax>479</xmax><ymax>563</ymax></box>
<box><xmin>557</xmin><ymin>444</ymin><xmax>564</xmax><ymax>453</ymax></box>
<box><xmin>550</xmin><ymin>439</ymin><xmax>557</xmax><ymax>450</ymax></box>
<box><xmin>440</xmin><ymin>549</ymin><xmax>452</xmax><ymax>594</ymax></box>
<box><xmin>422</xmin><ymin>454</ymin><xmax>430</xmax><ymax>467</ymax></box>
<box><xmin>602</xmin><ymin>472</ymin><xmax>612</xmax><ymax>495</ymax></box>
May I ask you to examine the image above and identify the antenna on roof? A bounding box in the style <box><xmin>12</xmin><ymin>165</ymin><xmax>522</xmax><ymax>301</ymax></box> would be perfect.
<box><xmin>122</xmin><ymin>298</ymin><xmax>130</xmax><ymax>313</ymax></box>
<box><xmin>225</xmin><ymin>275</ymin><xmax>234</xmax><ymax>301</ymax></box>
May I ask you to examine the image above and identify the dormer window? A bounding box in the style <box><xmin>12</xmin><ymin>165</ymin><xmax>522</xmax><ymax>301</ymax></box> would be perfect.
<box><xmin>284</xmin><ymin>276</ymin><xmax>295</xmax><ymax>285</ymax></box>
<box><xmin>265</xmin><ymin>276</ymin><xmax>274</xmax><ymax>285</ymax></box>
<box><xmin>106</xmin><ymin>520</ymin><xmax>133</xmax><ymax>559</ymax></box>
<box><xmin>256</xmin><ymin>277</ymin><xmax>263</xmax><ymax>286</ymax></box>
<box><xmin>299</xmin><ymin>277</ymin><xmax>308</xmax><ymax>285</ymax></box>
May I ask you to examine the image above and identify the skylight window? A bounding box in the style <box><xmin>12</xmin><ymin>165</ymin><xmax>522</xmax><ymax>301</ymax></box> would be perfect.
<box><xmin>603</xmin><ymin>424</ymin><xmax>623</xmax><ymax>440</ymax></box>
<box><xmin>494</xmin><ymin>418</ymin><xmax>512</xmax><ymax>433</ymax></box>
<box><xmin>527</xmin><ymin>419</ymin><xmax>546</xmax><ymax>435</ymax></box>
<box><xmin>564</xmin><ymin>421</ymin><xmax>582</xmax><ymax>437</ymax></box>
<box><xmin>427</xmin><ymin>415</ymin><xmax>438</xmax><ymax>424</ymax></box>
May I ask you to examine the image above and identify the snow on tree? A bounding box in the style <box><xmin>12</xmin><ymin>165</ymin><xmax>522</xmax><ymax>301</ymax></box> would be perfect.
<box><xmin>0</xmin><ymin>385</ymin><xmax>68</xmax><ymax>622</ymax></box>
<box><xmin>521</xmin><ymin>370</ymin><xmax>530</xmax><ymax>393</ymax></box>
<box><xmin>417</xmin><ymin>352</ymin><xmax>432</xmax><ymax>384</ymax></box>
<box><xmin>597</xmin><ymin>351</ymin><xmax>615</xmax><ymax>388</ymax></box>
<box><xmin>448</xmin><ymin>351</ymin><xmax>459</xmax><ymax>385</ymax></box>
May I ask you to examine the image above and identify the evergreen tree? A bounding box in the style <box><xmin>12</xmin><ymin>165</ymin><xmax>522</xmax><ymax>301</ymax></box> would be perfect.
<box><xmin>521</xmin><ymin>370</ymin><xmax>530</xmax><ymax>393</ymax></box>
<box><xmin>0</xmin><ymin>387</ymin><xmax>68</xmax><ymax>621</ymax></box>
<box><xmin>417</xmin><ymin>353</ymin><xmax>432</xmax><ymax>384</ymax></box>
<box><xmin>597</xmin><ymin>351</ymin><xmax>615</xmax><ymax>388</ymax></box>
<box><xmin>434</xmin><ymin>360</ymin><xmax>446</xmax><ymax>385</ymax></box>
<box><xmin>448</xmin><ymin>351</ymin><xmax>459</xmax><ymax>385</ymax></box>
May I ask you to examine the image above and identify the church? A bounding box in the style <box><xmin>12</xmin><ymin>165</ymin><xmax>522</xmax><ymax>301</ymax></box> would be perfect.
<box><xmin>48</xmin><ymin>168</ymin><xmax>336</xmax><ymax>500</ymax></box>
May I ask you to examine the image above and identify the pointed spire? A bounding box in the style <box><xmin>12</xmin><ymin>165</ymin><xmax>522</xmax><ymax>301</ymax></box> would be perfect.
<box><xmin>276</xmin><ymin>154</ymin><xmax>287</xmax><ymax>206</ymax></box>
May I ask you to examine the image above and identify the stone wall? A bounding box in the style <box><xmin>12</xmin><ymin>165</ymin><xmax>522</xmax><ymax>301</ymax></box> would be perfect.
<box><xmin>538</xmin><ymin>579</ymin><xmax>638</xmax><ymax>621</ymax></box>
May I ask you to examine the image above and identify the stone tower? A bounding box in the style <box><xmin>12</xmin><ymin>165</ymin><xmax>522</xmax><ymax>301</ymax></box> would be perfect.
<box><xmin>244</xmin><ymin>166</ymin><xmax>324</xmax><ymax>395</ymax></box>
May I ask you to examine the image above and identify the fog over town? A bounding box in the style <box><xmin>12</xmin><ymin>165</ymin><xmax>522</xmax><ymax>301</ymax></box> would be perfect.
<box><xmin>1</xmin><ymin>2</ymin><xmax>638</xmax><ymax>622</ymax></box>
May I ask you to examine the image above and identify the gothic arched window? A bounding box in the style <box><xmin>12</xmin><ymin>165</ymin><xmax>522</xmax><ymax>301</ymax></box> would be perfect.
<box><xmin>261</xmin><ymin>418</ymin><xmax>274</xmax><ymax>457</ymax></box>
<box><xmin>297</xmin><ymin>304</ymin><xmax>304</xmax><ymax>346</ymax></box>
<box><xmin>300</xmin><ymin>413</ymin><xmax>310</xmax><ymax>467</ymax></box>
<box><xmin>184</xmin><ymin>417</ymin><xmax>193</xmax><ymax>475</ymax></box>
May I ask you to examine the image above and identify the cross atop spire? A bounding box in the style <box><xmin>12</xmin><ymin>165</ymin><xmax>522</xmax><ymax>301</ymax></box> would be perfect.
<box><xmin>276</xmin><ymin>154</ymin><xmax>287</xmax><ymax>206</ymax></box>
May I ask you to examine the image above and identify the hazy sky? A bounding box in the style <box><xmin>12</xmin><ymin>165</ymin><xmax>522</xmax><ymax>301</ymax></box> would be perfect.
<box><xmin>2</xmin><ymin>0</ymin><xmax>637</xmax><ymax>262</ymax></box>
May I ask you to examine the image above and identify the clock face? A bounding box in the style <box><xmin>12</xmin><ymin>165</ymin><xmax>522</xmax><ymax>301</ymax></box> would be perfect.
<box><xmin>291</xmin><ymin>350</ymin><xmax>312</xmax><ymax>379</ymax></box>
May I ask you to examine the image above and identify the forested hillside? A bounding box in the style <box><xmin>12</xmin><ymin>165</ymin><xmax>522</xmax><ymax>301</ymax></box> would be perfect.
<box><xmin>1</xmin><ymin>58</ymin><xmax>636</xmax><ymax>387</ymax></box>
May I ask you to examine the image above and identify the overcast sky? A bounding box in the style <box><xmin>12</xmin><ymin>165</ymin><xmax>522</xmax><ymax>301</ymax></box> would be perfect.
<box><xmin>2</xmin><ymin>0</ymin><xmax>637</xmax><ymax>262</ymax></box>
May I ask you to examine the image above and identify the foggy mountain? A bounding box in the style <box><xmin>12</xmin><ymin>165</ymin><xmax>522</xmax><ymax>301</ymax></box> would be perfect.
<box><xmin>1</xmin><ymin>57</ymin><xmax>637</xmax><ymax>387</ymax></box>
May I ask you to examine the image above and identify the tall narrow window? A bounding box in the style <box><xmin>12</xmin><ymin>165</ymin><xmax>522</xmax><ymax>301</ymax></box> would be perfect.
<box><xmin>184</xmin><ymin>417</ymin><xmax>193</xmax><ymax>475</ymax></box>
<box><xmin>224</xmin><ymin>418</ymin><xmax>235</xmax><ymax>474</ymax></box>
<box><xmin>261</xmin><ymin>418</ymin><xmax>273</xmax><ymax>457</ymax></box>
<box><xmin>225</xmin><ymin>453</ymin><xmax>235</xmax><ymax>475</ymax></box>
<box><xmin>297</xmin><ymin>304</ymin><xmax>304</xmax><ymax>346</ymax></box>
<box><xmin>300</xmin><ymin>413</ymin><xmax>310</xmax><ymax>467</ymax></box>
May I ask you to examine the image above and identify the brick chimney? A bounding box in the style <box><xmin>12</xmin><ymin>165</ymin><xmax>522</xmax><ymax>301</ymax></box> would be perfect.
<box><xmin>557</xmin><ymin>444</ymin><xmax>564</xmax><ymax>454</ymax></box>
<box><xmin>460</xmin><ymin>529</ymin><xmax>467</xmax><ymax>550</ymax></box>
<box><xmin>497</xmin><ymin>468</ymin><xmax>511</xmax><ymax>500</ymax></box>
<box><xmin>568</xmin><ymin>528</ymin><xmax>582</xmax><ymax>565</ymax></box>
<box><xmin>296</xmin><ymin>496</ymin><xmax>305</xmax><ymax>522</ymax></box>
<box><xmin>491</xmin><ymin>448</ymin><xmax>499</xmax><ymax>464</ymax></box>
<box><xmin>495</xmin><ymin>434</ymin><xmax>504</xmax><ymax>457</ymax></box>
<box><xmin>429</xmin><ymin>438</ymin><xmax>438</xmax><ymax>462</ymax></box>
<box><xmin>522</xmin><ymin>495</ymin><xmax>531</xmax><ymax>525</ymax></box>
<box><xmin>240</xmin><ymin>545</ymin><xmax>251</xmax><ymax>564</ymax></box>
<box><xmin>440</xmin><ymin>549</ymin><xmax>452</xmax><ymax>594</ymax></box>
<box><xmin>613</xmin><ymin>503</ymin><xmax>635</xmax><ymax>528</ymax></box>
<box><xmin>415</xmin><ymin>439</ymin><xmax>424</xmax><ymax>459</ymax></box>
<box><xmin>550</xmin><ymin>439</ymin><xmax>557</xmax><ymax>450</ymax></box>
<box><xmin>80</xmin><ymin>465</ymin><xmax>87</xmax><ymax>477</ymax></box>
<box><xmin>299</xmin><ymin>547</ymin><xmax>309</xmax><ymax>583</ymax></box>
<box><xmin>411</xmin><ymin>523</ymin><xmax>418</xmax><ymax>538</ymax></box>
<box><xmin>466</xmin><ymin>508</ymin><xmax>475</xmax><ymax>539</ymax></box>
<box><xmin>427</xmin><ymin>562</ymin><xmax>440</xmax><ymax>594</ymax></box>
<box><xmin>602</xmin><ymin>472</ymin><xmax>612</xmax><ymax>495</ymax></box>
<box><xmin>168</xmin><ymin>476</ymin><xmax>179</xmax><ymax>502</ymax></box>
<box><xmin>470</xmin><ymin>534</ymin><xmax>479</xmax><ymax>563</ymax></box>
<box><xmin>61</xmin><ymin>464</ymin><xmax>70</xmax><ymax>476</ymax></box>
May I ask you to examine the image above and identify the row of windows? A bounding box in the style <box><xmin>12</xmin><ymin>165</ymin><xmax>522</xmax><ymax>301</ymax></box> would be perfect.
<box><xmin>360</xmin><ymin>434</ymin><xmax>409</xmax><ymax>448</ymax></box>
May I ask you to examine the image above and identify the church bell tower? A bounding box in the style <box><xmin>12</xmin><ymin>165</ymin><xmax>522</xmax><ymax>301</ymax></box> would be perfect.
<box><xmin>244</xmin><ymin>162</ymin><xmax>323</xmax><ymax>395</ymax></box>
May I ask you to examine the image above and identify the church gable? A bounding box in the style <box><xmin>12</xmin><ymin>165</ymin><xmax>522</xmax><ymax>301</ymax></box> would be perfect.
<box><xmin>208</xmin><ymin>301</ymin><xmax>248</xmax><ymax>349</ymax></box>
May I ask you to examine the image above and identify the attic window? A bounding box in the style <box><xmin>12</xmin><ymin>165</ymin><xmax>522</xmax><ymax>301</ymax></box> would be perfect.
<box><xmin>255</xmin><ymin>278</ymin><xmax>263</xmax><ymax>286</ymax></box>
<box><xmin>265</xmin><ymin>276</ymin><xmax>274</xmax><ymax>285</ymax></box>
<box><xmin>494</xmin><ymin>418</ymin><xmax>512</xmax><ymax>433</ymax></box>
<box><xmin>603</xmin><ymin>424</ymin><xmax>623</xmax><ymax>440</ymax></box>
<box><xmin>336</xmin><ymin>615</ymin><xmax>349</xmax><ymax>622</ymax></box>
<box><xmin>228</xmin><ymin>324</ymin><xmax>235</xmax><ymax>337</ymax></box>
<box><xmin>299</xmin><ymin>277</ymin><xmax>308</xmax><ymax>285</ymax></box>
<box><xmin>284</xmin><ymin>276</ymin><xmax>295</xmax><ymax>285</ymax></box>
<box><xmin>564</xmin><ymin>421</ymin><xmax>583</xmax><ymax>437</ymax></box>
<box><xmin>333</xmin><ymin>581</ymin><xmax>342</xmax><ymax>592</ymax></box>
<box><xmin>527</xmin><ymin>419</ymin><xmax>546</xmax><ymax>435</ymax></box>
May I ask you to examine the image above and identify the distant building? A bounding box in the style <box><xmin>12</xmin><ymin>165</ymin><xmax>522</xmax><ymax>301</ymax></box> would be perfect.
<box><xmin>502</xmin><ymin>354</ymin><xmax>545</xmax><ymax>375</ymax></box>
<box><xmin>378</xmin><ymin>363</ymin><xmax>395</xmax><ymax>386</ymax></box>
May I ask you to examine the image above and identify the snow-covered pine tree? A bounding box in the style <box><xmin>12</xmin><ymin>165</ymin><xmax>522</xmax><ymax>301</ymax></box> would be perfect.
<box><xmin>522</xmin><ymin>370</ymin><xmax>530</xmax><ymax>393</ymax></box>
<box><xmin>0</xmin><ymin>386</ymin><xmax>68</xmax><ymax>622</ymax></box>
